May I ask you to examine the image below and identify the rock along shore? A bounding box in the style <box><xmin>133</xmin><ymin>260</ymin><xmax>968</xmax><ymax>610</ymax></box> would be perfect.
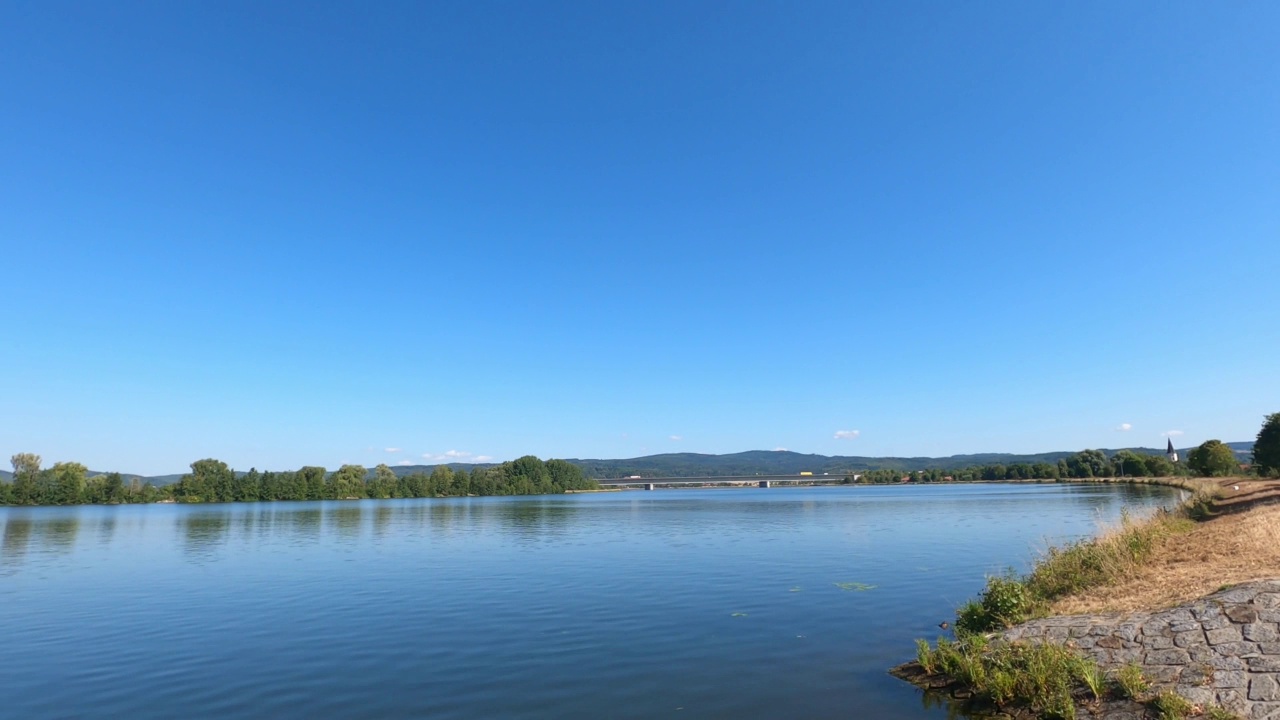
<box><xmin>895</xmin><ymin>579</ymin><xmax>1280</xmax><ymax>719</ymax></box>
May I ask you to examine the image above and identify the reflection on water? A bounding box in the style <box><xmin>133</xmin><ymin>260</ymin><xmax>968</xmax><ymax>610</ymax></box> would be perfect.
<box><xmin>0</xmin><ymin>485</ymin><xmax>1177</xmax><ymax>567</ymax></box>
<box><xmin>0</xmin><ymin>484</ymin><xmax>1180</xmax><ymax>720</ymax></box>
<box><xmin>1</xmin><ymin>513</ymin><xmax>82</xmax><ymax>563</ymax></box>
<box><xmin>1</xmin><ymin>515</ymin><xmax>33</xmax><ymax>563</ymax></box>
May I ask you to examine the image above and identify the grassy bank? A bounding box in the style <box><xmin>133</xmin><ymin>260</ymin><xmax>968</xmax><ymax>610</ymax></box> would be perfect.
<box><xmin>904</xmin><ymin>478</ymin><xmax>1274</xmax><ymax>719</ymax></box>
<box><xmin>953</xmin><ymin>480</ymin><xmax>1215</xmax><ymax>635</ymax></box>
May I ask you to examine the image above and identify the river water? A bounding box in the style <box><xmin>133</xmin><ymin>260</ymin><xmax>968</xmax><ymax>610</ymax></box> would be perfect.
<box><xmin>0</xmin><ymin>483</ymin><xmax>1177</xmax><ymax>719</ymax></box>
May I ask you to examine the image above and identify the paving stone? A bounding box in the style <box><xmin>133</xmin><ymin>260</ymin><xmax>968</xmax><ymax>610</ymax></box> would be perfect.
<box><xmin>1247</xmin><ymin>624</ymin><xmax>1280</xmax><ymax>643</ymax></box>
<box><xmin>1191</xmin><ymin>646</ymin><xmax>1217</xmax><ymax>662</ymax></box>
<box><xmin>1145</xmin><ymin>665</ymin><xmax>1181</xmax><ymax>683</ymax></box>
<box><xmin>1250</xmin><ymin>675</ymin><xmax>1280</xmax><ymax>702</ymax></box>
<box><xmin>1115</xmin><ymin>623</ymin><xmax>1142</xmax><ymax>643</ymax></box>
<box><xmin>1180</xmin><ymin>686</ymin><xmax>1217</xmax><ymax>706</ymax></box>
<box><xmin>1209</xmin><ymin>626</ymin><xmax>1246</xmax><ymax>645</ymax></box>
<box><xmin>1217</xmin><ymin>670</ymin><xmax>1250</xmax><ymax>688</ymax></box>
<box><xmin>1250</xmin><ymin>657</ymin><xmax>1280</xmax><ymax>672</ymax></box>
<box><xmin>1257</xmin><ymin>594</ymin><xmax>1280</xmax><ymax>610</ymax></box>
<box><xmin>1218</xmin><ymin>688</ymin><xmax>1248</xmax><ymax>712</ymax></box>
<box><xmin>1218</xmin><ymin>641</ymin><xmax>1263</xmax><ymax>657</ymax></box>
<box><xmin>1231</xmin><ymin>606</ymin><xmax>1263</xmax><ymax>623</ymax></box>
<box><xmin>1213</xmin><ymin>655</ymin><xmax>1249</xmax><ymax>671</ymax></box>
<box><xmin>1146</xmin><ymin>648</ymin><xmax>1191</xmax><ymax>665</ymax></box>
<box><xmin>1180</xmin><ymin>663</ymin><xmax>1215</xmax><ymax>686</ymax></box>
<box><xmin>1219</xmin><ymin>587</ymin><xmax>1263</xmax><ymax>604</ymax></box>
<box><xmin>1174</xmin><ymin>629</ymin><xmax>1206</xmax><ymax>648</ymax></box>
<box><xmin>1145</xmin><ymin>636</ymin><xmax>1174</xmax><ymax>650</ymax></box>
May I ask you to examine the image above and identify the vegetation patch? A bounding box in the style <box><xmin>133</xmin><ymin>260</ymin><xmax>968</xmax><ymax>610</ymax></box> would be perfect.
<box><xmin>834</xmin><ymin>582</ymin><xmax>877</xmax><ymax>592</ymax></box>
<box><xmin>915</xmin><ymin>634</ymin><xmax>1096</xmax><ymax>718</ymax></box>
<box><xmin>955</xmin><ymin>493</ymin><xmax>1211</xmax><ymax>635</ymax></box>
<box><xmin>903</xmin><ymin>485</ymin><xmax>1253</xmax><ymax>719</ymax></box>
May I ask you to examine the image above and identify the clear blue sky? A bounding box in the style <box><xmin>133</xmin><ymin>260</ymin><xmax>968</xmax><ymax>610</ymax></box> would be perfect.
<box><xmin>3</xmin><ymin>1</ymin><xmax>1277</xmax><ymax>475</ymax></box>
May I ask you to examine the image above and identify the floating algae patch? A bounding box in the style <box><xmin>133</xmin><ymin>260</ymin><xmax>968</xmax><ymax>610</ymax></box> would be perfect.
<box><xmin>834</xmin><ymin>582</ymin><xmax>877</xmax><ymax>592</ymax></box>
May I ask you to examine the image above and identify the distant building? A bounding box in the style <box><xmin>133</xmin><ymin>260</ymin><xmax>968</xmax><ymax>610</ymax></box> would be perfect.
<box><xmin>1167</xmin><ymin>438</ymin><xmax>1179</xmax><ymax>463</ymax></box>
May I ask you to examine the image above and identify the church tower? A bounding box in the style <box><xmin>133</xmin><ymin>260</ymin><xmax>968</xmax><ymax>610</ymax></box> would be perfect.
<box><xmin>1166</xmin><ymin>438</ymin><xmax>1179</xmax><ymax>463</ymax></box>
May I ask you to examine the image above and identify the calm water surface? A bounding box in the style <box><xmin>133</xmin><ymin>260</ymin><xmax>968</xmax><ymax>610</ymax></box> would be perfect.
<box><xmin>0</xmin><ymin>483</ymin><xmax>1179</xmax><ymax>719</ymax></box>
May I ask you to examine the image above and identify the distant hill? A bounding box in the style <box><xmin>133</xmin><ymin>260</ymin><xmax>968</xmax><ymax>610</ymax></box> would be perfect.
<box><xmin>0</xmin><ymin>443</ymin><xmax>1255</xmax><ymax>484</ymax></box>
<box><xmin>566</xmin><ymin>444</ymin><xmax>1256</xmax><ymax>478</ymax></box>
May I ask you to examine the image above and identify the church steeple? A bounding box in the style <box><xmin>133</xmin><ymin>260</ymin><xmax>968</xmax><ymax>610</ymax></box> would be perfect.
<box><xmin>1166</xmin><ymin>438</ymin><xmax>1179</xmax><ymax>463</ymax></box>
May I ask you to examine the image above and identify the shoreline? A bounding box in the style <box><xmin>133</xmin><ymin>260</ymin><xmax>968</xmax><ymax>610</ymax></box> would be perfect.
<box><xmin>0</xmin><ymin>475</ymin><xmax>1209</xmax><ymax>509</ymax></box>
<box><xmin>892</xmin><ymin>477</ymin><xmax>1280</xmax><ymax>719</ymax></box>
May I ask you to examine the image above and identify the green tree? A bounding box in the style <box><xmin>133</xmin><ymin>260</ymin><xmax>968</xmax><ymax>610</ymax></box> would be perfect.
<box><xmin>234</xmin><ymin>468</ymin><xmax>262</xmax><ymax>502</ymax></box>
<box><xmin>430</xmin><ymin>465</ymin><xmax>455</xmax><ymax>496</ymax></box>
<box><xmin>1188</xmin><ymin>440</ymin><xmax>1239</xmax><ymax>477</ymax></box>
<box><xmin>10</xmin><ymin>453</ymin><xmax>41</xmax><ymax>505</ymax></box>
<box><xmin>180</xmin><ymin>459</ymin><xmax>235</xmax><ymax>503</ymax></box>
<box><xmin>329</xmin><ymin>465</ymin><xmax>367</xmax><ymax>499</ymax></box>
<box><xmin>1143</xmin><ymin>454</ymin><xmax>1174</xmax><ymax>477</ymax></box>
<box><xmin>1111</xmin><ymin>450</ymin><xmax>1151</xmax><ymax>477</ymax></box>
<box><xmin>369</xmin><ymin>464</ymin><xmax>397</xmax><ymax>499</ymax></box>
<box><xmin>48</xmin><ymin>462</ymin><xmax>88</xmax><ymax>505</ymax></box>
<box><xmin>1068</xmin><ymin>449</ymin><xmax>1111</xmax><ymax>478</ymax></box>
<box><xmin>1253</xmin><ymin>413</ymin><xmax>1280</xmax><ymax>477</ymax></box>
<box><xmin>297</xmin><ymin>466</ymin><xmax>327</xmax><ymax>500</ymax></box>
<box><xmin>547</xmin><ymin>459</ymin><xmax>594</xmax><ymax>491</ymax></box>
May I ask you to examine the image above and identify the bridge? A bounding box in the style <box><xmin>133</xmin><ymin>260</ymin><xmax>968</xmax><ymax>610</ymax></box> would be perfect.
<box><xmin>596</xmin><ymin>474</ymin><xmax>857</xmax><ymax>490</ymax></box>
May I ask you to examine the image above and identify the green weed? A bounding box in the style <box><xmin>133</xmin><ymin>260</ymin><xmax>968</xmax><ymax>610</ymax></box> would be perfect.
<box><xmin>1076</xmin><ymin>658</ymin><xmax>1107</xmax><ymax>701</ymax></box>
<box><xmin>1151</xmin><ymin>689</ymin><xmax>1193</xmax><ymax>720</ymax></box>
<box><xmin>1113</xmin><ymin>662</ymin><xmax>1149</xmax><ymax>699</ymax></box>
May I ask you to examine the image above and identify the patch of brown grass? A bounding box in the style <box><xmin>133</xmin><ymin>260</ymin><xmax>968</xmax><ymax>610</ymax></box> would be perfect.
<box><xmin>1051</xmin><ymin>500</ymin><xmax>1280</xmax><ymax>615</ymax></box>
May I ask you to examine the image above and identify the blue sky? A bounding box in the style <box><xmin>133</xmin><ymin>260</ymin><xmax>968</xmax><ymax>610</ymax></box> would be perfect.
<box><xmin>3</xmin><ymin>1</ymin><xmax>1277</xmax><ymax>475</ymax></box>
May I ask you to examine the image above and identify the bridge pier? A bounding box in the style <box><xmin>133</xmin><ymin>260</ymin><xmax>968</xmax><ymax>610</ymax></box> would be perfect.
<box><xmin>759</xmin><ymin>480</ymin><xmax>771</xmax><ymax>488</ymax></box>
<box><xmin>645</xmin><ymin>483</ymin><xmax>655</xmax><ymax>491</ymax></box>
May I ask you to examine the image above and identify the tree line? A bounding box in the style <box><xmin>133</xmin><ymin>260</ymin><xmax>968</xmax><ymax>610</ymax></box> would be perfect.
<box><xmin>1</xmin><ymin>454</ymin><xmax>597</xmax><ymax>506</ymax></box>
<box><xmin>847</xmin><ymin>447</ymin><xmax>1182</xmax><ymax>485</ymax></box>
<box><xmin>850</xmin><ymin>423</ymin><xmax>1280</xmax><ymax>484</ymax></box>
<box><xmin>5</xmin><ymin>414</ymin><xmax>1277</xmax><ymax>505</ymax></box>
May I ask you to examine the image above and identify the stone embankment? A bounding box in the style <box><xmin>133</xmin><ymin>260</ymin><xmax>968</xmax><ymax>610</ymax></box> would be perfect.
<box><xmin>1003</xmin><ymin>579</ymin><xmax>1280</xmax><ymax>719</ymax></box>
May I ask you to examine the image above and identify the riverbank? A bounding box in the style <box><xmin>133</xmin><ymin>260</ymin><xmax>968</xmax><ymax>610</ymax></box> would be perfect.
<box><xmin>894</xmin><ymin>478</ymin><xmax>1280</xmax><ymax>719</ymax></box>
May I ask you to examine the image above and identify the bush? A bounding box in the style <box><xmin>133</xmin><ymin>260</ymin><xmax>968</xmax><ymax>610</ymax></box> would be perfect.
<box><xmin>956</xmin><ymin>573</ymin><xmax>1035</xmax><ymax>633</ymax></box>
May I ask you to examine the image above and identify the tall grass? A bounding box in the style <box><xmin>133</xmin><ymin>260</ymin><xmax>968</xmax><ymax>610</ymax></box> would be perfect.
<box><xmin>909</xmin><ymin>485</ymin><xmax>1235</xmax><ymax>717</ymax></box>
<box><xmin>918</xmin><ymin>636</ymin><xmax>1093</xmax><ymax>718</ymax></box>
<box><xmin>955</xmin><ymin>489</ymin><xmax>1215</xmax><ymax>634</ymax></box>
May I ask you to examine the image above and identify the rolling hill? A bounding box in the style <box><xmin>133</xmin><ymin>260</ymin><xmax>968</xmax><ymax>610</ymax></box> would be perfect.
<box><xmin>0</xmin><ymin>442</ymin><xmax>1255</xmax><ymax>483</ymax></box>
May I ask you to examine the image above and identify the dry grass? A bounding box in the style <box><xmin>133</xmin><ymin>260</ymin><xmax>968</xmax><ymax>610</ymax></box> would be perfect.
<box><xmin>1052</xmin><ymin>481</ymin><xmax>1280</xmax><ymax>615</ymax></box>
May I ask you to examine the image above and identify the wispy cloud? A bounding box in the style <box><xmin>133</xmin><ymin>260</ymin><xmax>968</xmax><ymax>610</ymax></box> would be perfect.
<box><xmin>396</xmin><ymin>460</ymin><xmax>412</xmax><ymax>466</ymax></box>
<box><xmin>669</xmin><ymin>435</ymin><xmax>682</xmax><ymax>441</ymax></box>
<box><xmin>773</xmin><ymin>447</ymin><xmax>788</xmax><ymax>452</ymax></box>
<box><xmin>420</xmin><ymin>450</ymin><xmax>495</xmax><ymax>464</ymax></box>
<box><xmin>1162</xmin><ymin>430</ymin><xmax>1184</xmax><ymax>437</ymax></box>
<box><xmin>384</xmin><ymin>447</ymin><xmax>401</xmax><ymax>453</ymax></box>
<box><xmin>833</xmin><ymin>430</ymin><xmax>860</xmax><ymax>440</ymax></box>
<box><xmin>1115</xmin><ymin>423</ymin><xmax>1132</xmax><ymax>432</ymax></box>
